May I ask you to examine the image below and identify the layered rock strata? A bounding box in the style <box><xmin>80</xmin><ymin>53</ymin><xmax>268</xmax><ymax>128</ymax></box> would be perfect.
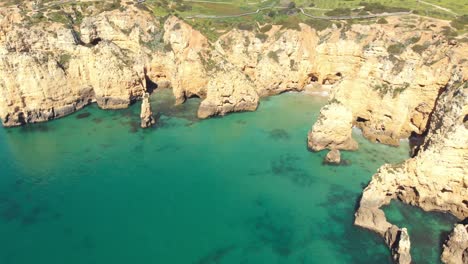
<box><xmin>354</xmin><ymin>78</ymin><xmax>468</xmax><ymax>262</ymax></box>
<box><xmin>441</xmin><ymin>224</ymin><xmax>468</xmax><ymax>264</ymax></box>
<box><xmin>308</xmin><ymin>103</ymin><xmax>358</xmax><ymax>151</ymax></box>
<box><xmin>2</xmin><ymin>6</ymin><xmax>467</xmax><ymax>136</ymax></box>
<box><xmin>385</xmin><ymin>226</ymin><xmax>412</xmax><ymax>264</ymax></box>
<box><xmin>140</xmin><ymin>93</ymin><xmax>155</xmax><ymax>128</ymax></box>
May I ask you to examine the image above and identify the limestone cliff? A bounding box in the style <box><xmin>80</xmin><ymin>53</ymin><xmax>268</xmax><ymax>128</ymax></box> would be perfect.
<box><xmin>1</xmin><ymin>4</ymin><xmax>467</xmax><ymax>263</ymax></box>
<box><xmin>1</xmin><ymin>7</ymin><xmax>467</xmax><ymax>132</ymax></box>
<box><xmin>0</xmin><ymin>6</ymin><xmax>150</xmax><ymax>126</ymax></box>
<box><xmin>441</xmin><ymin>224</ymin><xmax>468</xmax><ymax>264</ymax></box>
<box><xmin>354</xmin><ymin>77</ymin><xmax>468</xmax><ymax>262</ymax></box>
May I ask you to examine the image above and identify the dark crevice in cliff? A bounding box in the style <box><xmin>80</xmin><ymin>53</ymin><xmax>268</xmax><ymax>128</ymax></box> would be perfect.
<box><xmin>88</xmin><ymin>37</ymin><xmax>103</xmax><ymax>46</ymax></box>
<box><xmin>70</xmin><ymin>29</ymin><xmax>85</xmax><ymax>46</ymax></box>
<box><xmin>409</xmin><ymin>83</ymin><xmax>449</xmax><ymax>157</ymax></box>
<box><xmin>144</xmin><ymin>73</ymin><xmax>158</xmax><ymax>94</ymax></box>
<box><xmin>356</xmin><ymin>116</ymin><xmax>369</xmax><ymax>122</ymax></box>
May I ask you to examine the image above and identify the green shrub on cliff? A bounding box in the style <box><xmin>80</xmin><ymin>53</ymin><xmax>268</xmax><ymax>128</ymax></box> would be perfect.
<box><xmin>325</xmin><ymin>8</ymin><xmax>351</xmax><ymax>17</ymax></box>
<box><xmin>377</xmin><ymin>18</ymin><xmax>388</xmax><ymax>24</ymax></box>
<box><xmin>359</xmin><ymin>2</ymin><xmax>409</xmax><ymax>14</ymax></box>
<box><xmin>255</xmin><ymin>32</ymin><xmax>268</xmax><ymax>42</ymax></box>
<box><xmin>387</xmin><ymin>43</ymin><xmax>406</xmax><ymax>55</ymax></box>
<box><xmin>304</xmin><ymin>19</ymin><xmax>332</xmax><ymax>32</ymax></box>
<box><xmin>259</xmin><ymin>24</ymin><xmax>272</xmax><ymax>33</ymax></box>
<box><xmin>48</xmin><ymin>11</ymin><xmax>70</xmax><ymax>24</ymax></box>
<box><xmin>58</xmin><ymin>54</ymin><xmax>72</xmax><ymax>69</ymax></box>
<box><xmin>451</xmin><ymin>15</ymin><xmax>468</xmax><ymax>30</ymax></box>
<box><xmin>237</xmin><ymin>23</ymin><xmax>254</xmax><ymax>31</ymax></box>
<box><xmin>267</xmin><ymin>51</ymin><xmax>279</xmax><ymax>63</ymax></box>
<box><xmin>411</xmin><ymin>42</ymin><xmax>430</xmax><ymax>55</ymax></box>
<box><xmin>392</xmin><ymin>83</ymin><xmax>409</xmax><ymax>98</ymax></box>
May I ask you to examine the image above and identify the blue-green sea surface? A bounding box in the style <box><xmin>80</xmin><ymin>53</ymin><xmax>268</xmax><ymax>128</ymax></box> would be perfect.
<box><xmin>0</xmin><ymin>90</ymin><xmax>456</xmax><ymax>263</ymax></box>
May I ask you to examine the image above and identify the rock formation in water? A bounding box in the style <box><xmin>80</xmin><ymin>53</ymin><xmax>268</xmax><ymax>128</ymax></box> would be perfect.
<box><xmin>140</xmin><ymin>93</ymin><xmax>155</xmax><ymax>128</ymax></box>
<box><xmin>354</xmin><ymin>77</ymin><xmax>468</xmax><ymax>262</ymax></box>
<box><xmin>1</xmin><ymin>2</ymin><xmax>467</xmax><ymax>262</ymax></box>
<box><xmin>384</xmin><ymin>226</ymin><xmax>412</xmax><ymax>264</ymax></box>
<box><xmin>308</xmin><ymin>103</ymin><xmax>358</xmax><ymax>151</ymax></box>
<box><xmin>324</xmin><ymin>149</ymin><xmax>341</xmax><ymax>165</ymax></box>
<box><xmin>441</xmin><ymin>224</ymin><xmax>468</xmax><ymax>264</ymax></box>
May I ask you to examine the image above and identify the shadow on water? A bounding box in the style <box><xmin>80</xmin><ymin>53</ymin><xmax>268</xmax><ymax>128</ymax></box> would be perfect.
<box><xmin>0</xmin><ymin>200</ymin><xmax>21</xmax><ymax>222</ymax></box>
<box><xmin>92</xmin><ymin>117</ymin><xmax>103</xmax><ymax>124</ymax></box>
<box><xmin>150</xmin><ymin>89</ymin><xmax>201</xmax><ymax>123</ymax></box>
<box><xmin>318</xmin><ymin>184</ymin><xmax>392</xmax><ymax>263</ymax></box>
<box><xmin>383</xmin><ymin>201</ymin><xmax>458</xmax><ymax>263</ymax></box>
<box><xmin>195</xmin><ymin>245</ymin><xmax>237</xmax><ymax>264</ymax></box>
<box><xmin>270</xmin><ymin>154</ymin><xmax>315</xmax><ymax>187</ymax></box>
<box><xmin>81</xmin><ymin>235</ymin><xmax>95</xmax><ymax>250</ymax></box>
<box><xmin>245</xmin><ymin>198</ymin><xmax>318</xmax><ymax>259</ymax></box>
<box><xmin>18</xmin><ymin>123</ymin><xmax>52</xmax><ymax>133</ymax></box>
<box><xmin>268</xmin><ymin>129</ymin><xmax>290</xmax><ymax>140</ymax></box>
<box><xmin>76</xmin><ymin>112</ymin><xmax>91</xmax><ymax>119</ymax></box>
<box><xmin>0</xmin><ymin>196</ymin><xmax>58</xmax><ymax>227</ymax></box>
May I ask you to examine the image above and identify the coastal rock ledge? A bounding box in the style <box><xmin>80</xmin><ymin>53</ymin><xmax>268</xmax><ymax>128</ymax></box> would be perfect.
<box><xmin>441</xmin><ymin>224</ymin><xmax>468</xmax><ymax>264</ymax></box>
<box><xmin>354</xmin><ymin>77</ymin><xmax>468</xmax><ymax>263</ymax></box>
<box><xmin>308</xmin><ymin>103</ymin><xmax>358</xmax><ymax>151</ymax></box>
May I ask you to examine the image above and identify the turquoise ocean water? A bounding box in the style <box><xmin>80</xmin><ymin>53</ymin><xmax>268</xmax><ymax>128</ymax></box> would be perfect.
<box><xmin>0</xmin><ymin>90</ymin><xmax>457</xmax><ymax>263</ymax></box>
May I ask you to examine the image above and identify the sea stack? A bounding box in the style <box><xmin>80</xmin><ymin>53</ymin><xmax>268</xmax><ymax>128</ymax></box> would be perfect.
<box><xmin>140</xmin><ymin>93</ymin><xmax>156</xmax><ymax>128</ymax></box>
<box><xmin>441</xmin><ymin>224</ymin><xmax>468</xmax><ymax>264</ymax></box>
<box><xmin>324</xmin><ymin>149</ymin><xmax>341</xmax><ymax>165</ymax></box>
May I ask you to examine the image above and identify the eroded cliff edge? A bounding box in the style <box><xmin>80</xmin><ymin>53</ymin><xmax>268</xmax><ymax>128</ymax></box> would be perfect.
<box><xmin>1</xmin><ymin>5</ymin><xmax>467</xmax><ymax>132</ymax></box>
<box><xmin>1</xmin><ymin>4</ymin><xmax>468</xmax><ymax>262</ymax></box>
<box><xmin>353</xmin><ymin>78</ymin><xmax>467</xmax><ymax>263</ymax></box>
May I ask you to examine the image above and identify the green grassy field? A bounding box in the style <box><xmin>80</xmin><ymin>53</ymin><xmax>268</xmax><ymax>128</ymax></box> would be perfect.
<box><xmin>137</xmin><ymin>0</ymin><xmax>467</xmax><ymax>41</ymax></box>
<box><xmin>6</xmin><ymin>0</ymin><xmax>467</xmax><ymax>41</ymax></box>
<box><xmin>154</xmin><ymin>0</ymin><xmax>467</xmax><ymax>19</ymax></box>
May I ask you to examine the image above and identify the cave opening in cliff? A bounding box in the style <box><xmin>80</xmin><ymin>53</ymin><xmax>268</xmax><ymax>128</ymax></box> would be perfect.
<box><xmin>308</xmin><ymin>73</ymin><xmax>319</xmax><ymax>83</ymax></box>
<box><xmin>145</xmin><ymin>77</ymin><xmax>158</xmax><ymax>94</ymax></box>
<box><xmin>356</xmin><ymin>116</ymin><xmax>369</xmax><ymax>123</ymax></box>
<box><xmin>89</xmin><ymin>37</ymin><xmax>102</xmax><ymax>46</ymax></box>
<box><xmin>186</xmin><ymin>94</ymin><xmax>202</xmax><ymax>99</ymax></box>
<box><xmin>322</xmin><ymin>72</ymin><xmax>343</xmax><ymax>85</ymax></box>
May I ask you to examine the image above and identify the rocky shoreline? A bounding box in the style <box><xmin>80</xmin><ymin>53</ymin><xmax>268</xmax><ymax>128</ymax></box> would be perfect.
<box><xmin>1</xmin><ymin>4</ymin><xmax>467</xmax><ymax>263</ymax></box>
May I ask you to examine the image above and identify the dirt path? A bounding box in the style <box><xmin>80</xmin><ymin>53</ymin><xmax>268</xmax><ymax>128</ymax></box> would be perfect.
<box><xmin>299</xmin><ymin>8</ymin><xmax>412</xmax><ymax>20</ymax></box>
<box><xmin>417</xmin><ymin>0</ymin><xmax>458</xmax><ymax>16</ymax></box>
<box><xmin>186</xmin><ymin>7</ymin><xmax>412</xmax><ymax>21</ymax></box>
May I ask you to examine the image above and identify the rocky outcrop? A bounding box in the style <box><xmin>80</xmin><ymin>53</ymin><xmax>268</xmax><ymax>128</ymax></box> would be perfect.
<box><xmin>0</xmin><ymin>7</ymin><xmax>150</xmax><ymax>126</ymax></box>
<box><xmin>198</xmin><ymin>67</ymin><xmax>259</xmax><ymax>119</ymax></box>
<box><xmin>1</xmin><ymin>6</ymin><xmax>467</xmax><ymax>130</ymax></box>
<box><xmin>385</xmin><ymin>226</ymin><xmax>412</xmax><ymax>264</ymax></box>
<box><xmin>216</xmin><ymin>24</ymin><xmax>318</xmax><ymax>97</ymax></box>
<box><xmin>354</xmin><ymin>77</ymin><xmax>468</xmax><ymax>261</ymax></box>
<box><xmin>441</xmin><ymin>224</ymin><xmax>468</xmax><ymax>264</ymax></box>
<box><xmin>140</xmin><ymin>93</ymin><xmax>155</xmax><ymax>128</ymax></box>
<box><xmin>306</xmin><ymin>17</ymin><xmax>467</xmax><ymax>146</ymax></box>
<box><xmin>308</xmin><ymin>103</ymin><xmax>358</xmax><ymax>151</ymax></box>
<box><xmin>324</xmin><ymin>149</ymin><xmax>341</xmax><ymax>165</ymax></box>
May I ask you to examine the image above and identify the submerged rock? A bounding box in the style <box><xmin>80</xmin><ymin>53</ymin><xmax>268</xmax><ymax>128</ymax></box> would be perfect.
<box><xmin>308</xmin><ymin>103</ymin><xmax>358</xmax><ymax>151</ymax></box>
<box><xmin>324</xmin><ymin>149</ymin><xmax>341</xmax><ymax>165</ymax></box>
<box><xmin>140</xmin><ymin>93</ymin><xmax>156</xmax><ymax>128</ymax></box>
<box><xmin>441</xmin><ymin>224</ymin><xmax>468</xmax><ymax>264</ymax></box>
